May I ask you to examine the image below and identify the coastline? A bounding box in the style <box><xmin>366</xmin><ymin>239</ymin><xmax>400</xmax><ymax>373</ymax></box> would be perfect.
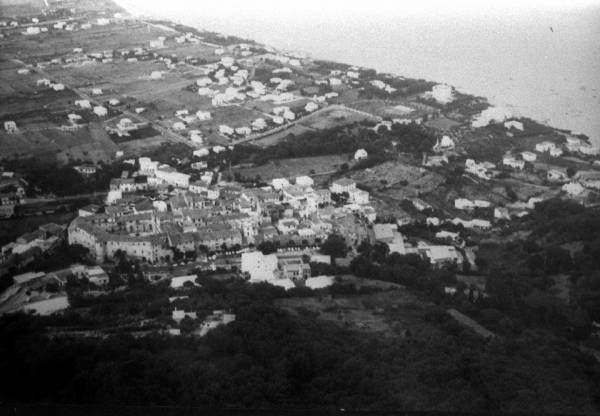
<box><xmin>114</xmin><ymin>0</ymin><xmax>600</xmax><ymax>145</ymax></box>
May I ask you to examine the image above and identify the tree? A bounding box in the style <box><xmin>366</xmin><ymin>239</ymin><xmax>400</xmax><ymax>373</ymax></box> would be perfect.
<box><xmin>320</xmin><ymin>234</ymin><xmax>348</xmax><ymax>259</ymax></box>
<box><xmin>257</xmin><ymin>241</ymin><xmax>277</xmax><ymax>255</ymax></box>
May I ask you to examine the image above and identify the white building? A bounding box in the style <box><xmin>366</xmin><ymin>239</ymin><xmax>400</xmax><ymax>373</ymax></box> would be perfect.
<box><xmin>349</xmin><ymin>189</ymin><xmax>369</xmax><ymax>205</ymax></box>
<box><xmin>426</xmin><ymin>217</ymin><xmax>440</xmax><ymax>226</ymax></box>
<box><xmin>354</xmin><ymin>149</ymin><xmax>368</xmax><ymax>160</ymax></box>
<box><xmin>521</xmin><ymin>151</ymin><xmax>537</xmax><ymax>162</ymax></box>
<box><xmin>465</xmin><ymin>159</ymin><xmax>492</xmax><ymax>180</ymax></box>
<box><xmin>155</xmin><ymin>166</ymin><xmax>190</xmax><ymax>188</ymax></box>
<box><xmin>535</xmin><ymin>141</ymin><xmax>557</xmax><ymax>153</ymax></box>
<box><xmin>235</xmin><ymin>127</ymin><xmax>252</xmax><ymax>136</ymax></box>
<box><xmin>330</xmin><ymin>178</ymin><xmax>356</xmax><ymax>194</ymax></box>
<box><xmin>419</xmin><ymin>244</ymin><xmax>462</xmax><ymax>266</ymax></box>
<box><xmin>454</xmin><ymin>198</ymin><xmax>474</xmax><ymax>210</ymax></box>
<box><xmin>4</xmin><ymin>121</ymin><xmax>18</xmax><ymax>133</ymax></box>
<box><xmin>196</xmin><ymin>110</ymin><xmax>211</xmax><ymax>121</ymax></box>
<box><xmin>252</xmin><ymin>118</ymin><xmax>267</xmax><ymax>130</ymax></box>
<box><xmin>24</xmin><ymin>26</ymin><xmax>41</xmax><ymax>35</ymax></box>
<box><xmin>503</xmin><ymin>156</ymin><xmax>525</xmax><ymax>170</ymax></box>
<box><xmin>305</xmin><ymin>276</ymin><xmax>334</xmax><ymax>289</ymax></box>
<box><xmin>562</xmin><ymin>182</ymin><xmax>585</xmax><ymax>196</ymax></box>
<box><xmin>429</xmin><ymin>84</ymin><xmax>455</xmax><ymax>104</ymax></box>
<box><xmin>220</xmin><ymin>56</ymin><xmax>235</xmax><ymax>67</ymax></box>
<box><xmin>75</xmin><ymin>99</ymin><xmax>91</xmax><ymax>109</ymax></box>
<box><xmin>472</xmin><ymin>107</ymin><xmax>512</xmax><ymax>128</ymax></box>
<box><xmin>271</xmin><ymin>178</ymin><xmax>290</xmax><ymax>190</ymax></box>
<box><xmin>219</xmin><ymin>125</ymin><xmax>234</xmax><ymax>135</ymax></box>
<box><xmin>504</xmin><ymin>120</ymin><xmax>524</xmax><ymax>131</ymax></box>
<box><xmin>494</xmin><ymin>207</ymin><xmax>511</xmax><ymax>220</ymax></box>
<box><xmin>193</xmin><ymin>148</ymin><xmax>210</xmax><ymax>158</ymax></box>
<box><xmin>305</xmin><ymin>101</ymin><xmax>318</xmax><ymax>113</ymax></box>
<box><xmin>86</xmin><ymin>266</ymin><xmax>109</xmax><ymax>285</ymax></box>
<box><xmin>295</xmin><ymin>176</ymin><xmax>314</xmax><ymax>187</ymax></box>
<box><xmin>173</xmin><ymin>121</ymin><xmax>186</xmax><ymax>131</ymax></box>
<box><xmin>172</xmin><ymin>310</ymin><xmax>197</xmax><ymax>323</ymax></box>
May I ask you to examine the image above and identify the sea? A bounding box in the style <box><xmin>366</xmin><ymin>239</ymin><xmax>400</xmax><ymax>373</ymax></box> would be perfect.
<box><xmin>116</xmin><ymin>1</ymin><xmax>600</xmax><ymax>145</ymax></box>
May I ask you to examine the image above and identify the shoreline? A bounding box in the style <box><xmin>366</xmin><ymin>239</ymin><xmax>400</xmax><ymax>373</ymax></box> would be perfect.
<box><xmin>114</xmin><ymin>0</ymin><xmax>598</xmax><ymax>144</ymax></box>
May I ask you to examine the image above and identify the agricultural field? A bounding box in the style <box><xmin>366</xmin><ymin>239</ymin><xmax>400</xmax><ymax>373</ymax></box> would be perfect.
<box><xmin>275</xmin><ymin>283</ymin><xmax>439</xmax><ymax>337</ymax></box>
<box><xmin>0</xmin><ymin>124</ymin><xmax>114</xmax><ymax>162</ymax></box>
<box><xmin>233</xmin><ymin>154</ymin><xmax>351</xmax><ymax>182</ymax></box>
<box><xmin>2</xmin><ymin>22</ymin><xmax>169</xmax><ymax>62</ymax></box>
<box><xmin>0</xmin><ymin>0</ymin><xmax>46</xmax><ymax>17</ymax></box>
<box><xmin>351</xmin><ymin>160</ymin><xmax>445</xmax><ymax>194</ymax></box>
<box><xmin>117</xmin><ymin>135</ymin><xmax>178</xmax><ymax>156</ymax></box>
<box><xmin>346</xmin><ymin>99</ymin><xmax>399</xmax><ymax>117</ymax></box>
<box><xmin>247</xmin><ymin>96</ymin><xmax>310</xmax><ymax>115</ymax></box>
<box><xmin>207</xmin><ymin>105</ymin><xmax>266</xmax><ymax>129</ymax></box>
<box><xmin>250</xmin><ymin>124</ymin><xmax>315</xmax><ymax>148</ymax></box>
<box><xmin>155</xmin><ymin>42</ymin><xmax>220</xmax><ymax>64</ymax></box>
<box><xmin>299</xmin><ymin>105</ymin><xmax>374</xmax><ymax>130</ymax></box>
<box><xmin>425</xmin><ymin>115</ymin><xmax>462</xmax><ymax>131</ymax></box>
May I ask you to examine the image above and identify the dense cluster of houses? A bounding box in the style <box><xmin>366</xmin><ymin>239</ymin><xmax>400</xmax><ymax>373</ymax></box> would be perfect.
<box><xmin>68</xmin><ymin>155</ymin><xmax>382</xmax><ymax>264</ymax></box>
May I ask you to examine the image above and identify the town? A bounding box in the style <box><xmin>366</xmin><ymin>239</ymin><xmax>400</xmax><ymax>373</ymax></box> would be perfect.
<box><xmin>1</xmin><ymin>0</ymin><xmax>600</xmax><ymax>412</ymax></box>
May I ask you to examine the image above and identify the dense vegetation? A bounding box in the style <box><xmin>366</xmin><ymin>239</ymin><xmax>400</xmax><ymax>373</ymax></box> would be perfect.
<box><xmin>471</xmin><ymin>199</ymin><xmax>600</xmax><ymax>338</ymax></box>
<box><xmin>207</xmin><ymin>122</ymin><xmax>437</xmax><ymax>172</ymax></box>
<box><xmin>2</xmin><ymin>158</ymin><xmax>130</xmax><ymax>197</ymax></box>
<box><xmin>1</xmin><ymin>305</ymin><xmax>599</xmax><ymax>413</ymax></box>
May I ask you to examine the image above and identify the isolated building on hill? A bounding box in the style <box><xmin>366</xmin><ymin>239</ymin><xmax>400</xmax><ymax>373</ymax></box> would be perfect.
<box><xmin>354</xmin><ymin>149</ymin><xmax>368</xmax><ymax>160</ymax></box>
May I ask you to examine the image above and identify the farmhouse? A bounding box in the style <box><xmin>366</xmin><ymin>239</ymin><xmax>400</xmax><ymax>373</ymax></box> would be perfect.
<box><xmin>4</xmin><ymin>121</ymin><xmax>18</xmax><ymax>133</ymax></box>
